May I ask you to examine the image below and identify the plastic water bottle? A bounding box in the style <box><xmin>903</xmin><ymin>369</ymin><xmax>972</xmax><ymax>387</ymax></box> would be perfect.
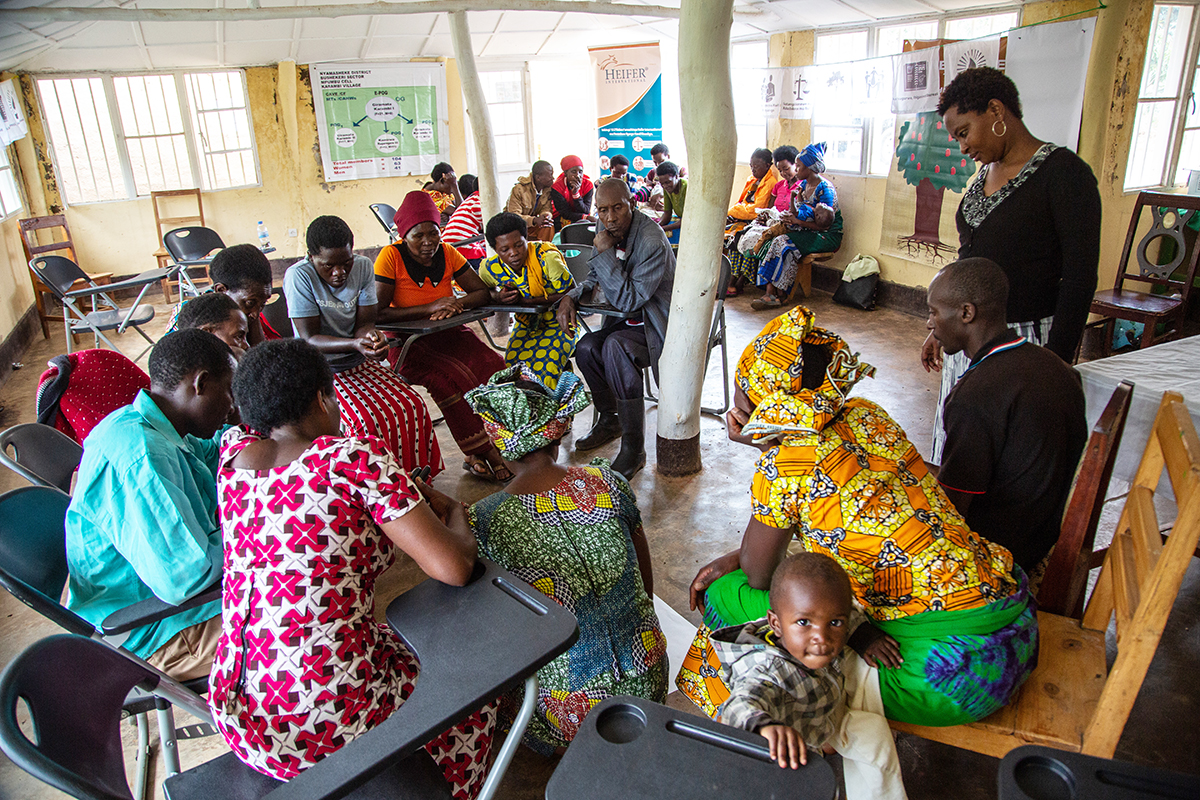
<box><xmin>257</xmin><ymin>221</ymin><xmax>271</xmax><ymax>251</ymax></box>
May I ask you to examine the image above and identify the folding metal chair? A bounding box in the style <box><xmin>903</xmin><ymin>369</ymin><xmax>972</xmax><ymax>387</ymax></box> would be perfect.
<box><xmin>163</xmin><ymin>227</ymin><xmax>226</xmax><ymax>298</ymax></box>
<box><xmin>28</xmin><ymin>255</ymin><xmax>169</xmax><ymax>361</ymax></box>
<box><xmin>0</xmin><ymin>423</ymin><xmax>83</xmax><ymax>493</ymax></box>
<box><xmin>0</xmin><ymin>486</ymin><xmax>216</xmax><ymax>800</ymax></box>
<box><xmin>370</xmin><ymin>203</ymin><xmax>398</xmax><ymax>242</ymax></box>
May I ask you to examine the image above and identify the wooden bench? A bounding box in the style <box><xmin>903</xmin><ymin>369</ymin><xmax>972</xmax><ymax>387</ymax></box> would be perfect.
<box><xmin>891</xmin><ymin>390</ymin><xmax>1200</xmax><ymax>759</ymax></box>
<box><xmin>786</xmin><ymin>251</ymin><xmax>838</xmax><ymax>301</ymax></box>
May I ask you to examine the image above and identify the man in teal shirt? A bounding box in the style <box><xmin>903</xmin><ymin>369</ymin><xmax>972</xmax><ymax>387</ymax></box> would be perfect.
<box><xmin>66</xmin><ymin>329</ymin><xmax>236</xmax><ymax>680</ymax></box>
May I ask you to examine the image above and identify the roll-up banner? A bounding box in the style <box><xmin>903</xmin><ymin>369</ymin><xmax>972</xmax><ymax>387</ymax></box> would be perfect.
<box><xmin>589</xmin><ymin>42</ymin><xmax>663</xmax><ymax>182</ymax></box>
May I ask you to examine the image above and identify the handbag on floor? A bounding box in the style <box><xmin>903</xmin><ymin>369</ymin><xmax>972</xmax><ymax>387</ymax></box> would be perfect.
<box><xmin>833</xmin><ymin>253</ymin><xmax>880</xmax><ymax>311</ymax></box>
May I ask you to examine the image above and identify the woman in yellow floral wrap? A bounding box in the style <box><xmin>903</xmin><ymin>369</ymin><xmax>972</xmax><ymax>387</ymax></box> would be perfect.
<box><xmin>683</xmin><ymin>307</ymin><xmax>1037</xmax><ymax>727</ymax></box>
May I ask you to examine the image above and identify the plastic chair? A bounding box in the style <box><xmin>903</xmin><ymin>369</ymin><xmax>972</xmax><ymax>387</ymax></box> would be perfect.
<box><xmin>559</xmin><ymin>221</ymin><xmax>596</xmax><ymax>246</ymax></box>
<box><xmin>0</xmin><ymin>423</ymin><xmax>83</xmax><ymax>493</ymax></box>
<box><xmin>370</xmin><ymin>203</ymin><xmax>398</xmax><ymax>242</ymax></box>
<box><xmin>19</xmin><ymin>214</ymin><xmax>112</xmax><ymax>339</ymax></box>
<box><xmin>0</xmin><ymin>486</ymin><xmax>216</xmax><ymax>799</ymax></box>
<box><xmin>998</xmin><ymin>744</ymin><xmax>1200</xmax><ymax>799</ymax></box>
<box><xmin>258</xmin><ymin>292</ymin><xmax>292</xmax><ymax>340</ymax></box>
<box><xmin>163</xmin><ymin>227</ymin><xmax>226</xmax><ymax>298</ymax></box>
<box><xmin>1088</xmin><ymin>192</ymin><xmax>1200</xmax><ymax>354</ymax></box>
<box><xmin>644</xmin><ymin>254</ymin><xmax>733</xmax><ymax>416</ymax></box>
<box><xmin>545</xmin><ymin>695</ymin><xmax>836</xmax><ymax>800</ymax></box>
<box><xmin>28</xmin><ymin>255</ymin><xmax>167</xmax><ymax>361</ymax></box>
<box><xmin>559</xmin><ymin>243</ymin><xmax>593</xmax><ymax>286</ymax></box>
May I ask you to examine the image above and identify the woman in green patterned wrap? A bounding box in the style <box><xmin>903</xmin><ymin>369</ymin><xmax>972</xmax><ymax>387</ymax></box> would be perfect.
<box><xmin>464</xmin><ymin>363</ymin><xmax>667</xmax><ymax>754</ymax></box>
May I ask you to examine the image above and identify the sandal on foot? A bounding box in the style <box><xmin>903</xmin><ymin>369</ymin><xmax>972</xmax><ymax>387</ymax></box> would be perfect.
<box><xmin>725</xmin><ymin>285</ymin><xmax>742</xmax><ymax>298</ymax></box>
<box><xmin>462</xmin><ymin>458</ymin><xmax>493</xmax><ymax>478</ymax></box>
<box><xmin>750</xmin><ymin>296</ymin><xmax>782</xmax><ymax>311</ymax></box>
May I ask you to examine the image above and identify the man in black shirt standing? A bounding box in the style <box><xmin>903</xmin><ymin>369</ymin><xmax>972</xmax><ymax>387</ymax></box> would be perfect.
<box><xmin>926</xmin><ymin>257</ymin><xmax>1087</xmax><ymax>572</ymax></box>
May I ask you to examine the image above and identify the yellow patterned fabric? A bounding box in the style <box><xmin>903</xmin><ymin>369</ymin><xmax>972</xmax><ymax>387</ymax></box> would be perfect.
<box><xmin>736</xmin><ymin>306</ymin><xmax>1019</xmax><ymax>621</ymax></box>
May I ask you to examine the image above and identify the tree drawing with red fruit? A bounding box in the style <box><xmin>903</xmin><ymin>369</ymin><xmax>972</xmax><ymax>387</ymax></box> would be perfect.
<box><xmin>895</xmin><ymin>112</ymin><xmax>977</xmax><ymax>263</ymax></box>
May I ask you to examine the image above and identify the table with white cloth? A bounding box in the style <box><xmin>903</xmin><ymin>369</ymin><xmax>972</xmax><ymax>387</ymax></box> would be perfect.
<box><xmin>1075</xmin><ymin>335</ymin><xmax>1200</xmax><ymax>483</ymax></box>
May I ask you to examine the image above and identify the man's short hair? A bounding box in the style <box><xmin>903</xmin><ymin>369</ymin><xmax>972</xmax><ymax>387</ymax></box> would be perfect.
<box><xmin>769</xmin><ymin>552</ymin><xmax>852</xmax><ymax>612</ymax></box>
<box><xmin>209</xmin><ymin>244</ymin><xmax>272</xmax><ymax>292</ymax></box>
<box><xmin>177</xmin><ymin>292</ymin><xmax>241</xmax><ymax>332</ymax></box>
<box><xmin>458</xmin><ymin>173</ymin><xmax>478</xmax><ymax>197</ymax></box>
<box><xmin>609</xmin><ymin>154</ymin><xmax>630</xmax><ymax>168</ymax></box>
<box><xmin>233</xmin><ymin>338</ymin><xmax>334</xmax><ymax>435</ymax></box>
<box><xmin>531</xmin><ymin>160</ymin><xmax>553</xmax><ymax>176</ymax></box>
<box><xmin>596</xmin><ymin>176</ymin><xmax>632</xmax><ymax>200</ymax></box>
<box><xmin>148</xmin><ymin>329</ymin><xmax>234</xmax><ymax>390</ymax></box>
<box><xmin>772</xmin><ymin>145</ymin><xmax>799</xmax><ymax>165</ymax></box>
<box><xmin>650</xmin><ymin>142</ymin><xmax>670</xmax><ymax>157</ymax></box>
<box><xmin>655</xmin><ymin>160</ymin><xmax>680</xmax><ymax>178</ymax></box>
<box><xmin>485</xmin><ymin>212</ymin><xmax>528</xmax><ymax>247</ymax></box>
<box><xmin>431</xmin><ymin>161</ymin><xmax>454</xmax><ymax>182</ymax></box>
<box><xmin>751</xmin><ymin>147</ymin><xmax>773</xmax><ymax>165</ymax></box>
<box><xmin>938</xmin><ymin>257</ymin><xmax>1010</xmax><ymax>318</ymax></box>
<box><xmin>306</xmin><ymin>215</ymin><xmax>353</xmax><ymax>255</ymax></box>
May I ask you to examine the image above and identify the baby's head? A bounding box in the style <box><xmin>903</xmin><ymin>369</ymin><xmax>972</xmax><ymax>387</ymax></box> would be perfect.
<box><xmin>812</xmin><ymin>203</ymin><xmax>835</xmax><ymax>229</ymax></box>
<box><xmin>767</xmin><ymin>553</ymin><xmax>853</xmax><ymax>670</ymax></box>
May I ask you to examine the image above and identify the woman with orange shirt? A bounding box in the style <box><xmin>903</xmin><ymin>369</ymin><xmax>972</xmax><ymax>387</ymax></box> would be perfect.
<box><xmin>375</xmin><ymin>191</ymin><xmax>510</xmax><ymax>483</ymax></box>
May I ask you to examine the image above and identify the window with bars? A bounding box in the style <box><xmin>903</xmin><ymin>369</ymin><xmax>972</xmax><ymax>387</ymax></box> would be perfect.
<box><xmin>0</xmin><ymin>147</ymin><xmax>22</xmax><ymax>218</ymax></box>
<box><xmin>731</xmin><ymin>40</ymin><xmax>770</xmax><ymax>155</ymax></box>
<box><xmin>36</xmin><ymin>70</ymin><xmax>259</xmax><ymax>205</ymax></box>
<box><xmin>1126</xmin><ymin>4</ymin><xmax>1200</xmax><ymax>190</ymax></box>
<box><xmin>479</xmin><ymin>70</ymin><xmax>530</xmax><ymax>170</ymax></box>
<box><xmin>811</xmin><ymin>10</ymin><xmax>1021</xmax><ymax>176</ymax></box>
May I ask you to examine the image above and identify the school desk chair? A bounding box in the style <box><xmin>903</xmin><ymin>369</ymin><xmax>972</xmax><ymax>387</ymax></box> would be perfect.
<box><xmin>997</xmin><ymin>744</ymin><xmax>1200</xmax><ymax>799</ymax></box>
<box><xmin>0</xmin><ymin>423</ymin><xmax>83</xmax><ymax>494</ymax></box>
<box><xmin>546</xmin><ymin>695</ymin><xmax>837</xmax><ymax>800</ymax></box>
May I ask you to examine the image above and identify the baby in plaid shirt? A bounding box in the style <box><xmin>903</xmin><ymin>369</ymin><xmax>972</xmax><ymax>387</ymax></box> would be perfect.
<box><xmin>711</xmin><ymin>552</ymin><xmax>908</xmax><ymax>799</ymax></box>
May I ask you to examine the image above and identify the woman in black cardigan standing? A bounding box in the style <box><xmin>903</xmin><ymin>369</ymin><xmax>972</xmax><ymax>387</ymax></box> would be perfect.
<box><xmin>921</xmin><ymin>67</ymin><xmax>1101</xmax><ymax>463</ymax></box>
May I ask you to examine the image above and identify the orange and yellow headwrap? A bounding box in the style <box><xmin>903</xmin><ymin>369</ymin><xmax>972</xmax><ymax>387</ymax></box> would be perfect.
<box><xmin>735</xmin><ymin>306</ymin><xmax>875</xmax><ymax>445</ymax></box>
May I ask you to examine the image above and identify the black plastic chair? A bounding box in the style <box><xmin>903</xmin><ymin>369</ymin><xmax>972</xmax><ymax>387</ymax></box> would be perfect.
<box><xmin>370</xmin><ymin>203</ymin><xmax>398</xmax><ymax>242</ymax></box>
<box><xmin>559</xmin><ymin>221</ymin><xmax>596</xmax><ymax>246</ymax></box>
<box><xmin>545</xmin><ymin>695</ymin><xmax>836</xmax><ymax>800</ymax></box>
<box><xmin>0</xmin><ymin>423</ymin><xmax>83</xmax><ymax>493</ymax></box>
<box><xmin>28</xmin><ymin>256</ymin><xmax>164</xmax><ymax>361</ymax></box>
<box><xmin>259</xmin><ymin>291</ymin><xmax>292</xmax><ymax>340</ymax></box>
<box><xmin>0</xmin><ymin>486</ymin><xmax>216</xmax><ymax>797</ymax></box>
<box><xmin>998</xmin><ymin>744</ymin><xmax>1200</xmax><ymax>798</ymax></box>
<box><xmin>163</xmin><ymin>227</ymin><xmax>226</xmax><ymax>298</ymax></box>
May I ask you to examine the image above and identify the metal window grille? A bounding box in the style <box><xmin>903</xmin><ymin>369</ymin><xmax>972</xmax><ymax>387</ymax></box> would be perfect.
<box><xmin>0</xmin><ymin>147</ymin><xmax>22</xmax><ymax>218</ymax></box>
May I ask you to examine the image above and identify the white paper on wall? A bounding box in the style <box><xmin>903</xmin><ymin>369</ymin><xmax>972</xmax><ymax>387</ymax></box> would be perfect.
<box><xmin>761</xmin><ymin>69</ymin><xmax>783</xmax><ymax>120</ymax></box>
<box><xmin>852</xmin><ymin>56</ymin><xmax>894</xmax><ymax>119</ymax></box>
<box><xmin>0</xmin><ymin>80</ymin><xmax>27</xmax><ymax>146</ymax></box>
<box><xmin>891</xmin><ymin>47</ymin><xmax>941</xmax><ymax>114</ymax></box>
<box><xmin>781</xmin><ymin>66</ymin><xmax>814</xmax><ymax>120</ymax></box>
<box><xmin>943</xmin><ymin>36</ymin><xmax>1002</xmax><ymax>85</ymax></box>
<box><xmin>1004</xmin><ymin>18</ymin><xmax>1097</xmax><ymax>151</ymax></box>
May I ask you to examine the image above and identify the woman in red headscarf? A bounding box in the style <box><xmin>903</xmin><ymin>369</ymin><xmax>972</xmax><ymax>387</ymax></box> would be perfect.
<box><xmin>550</xmin><ymin>155</ymin><xmax>596</xmax><ymax>230</ymax></box>
<box><xmin>373</xmin><ymin>191</ymin><xmax>511</xmax><ymax>483</ymax></box>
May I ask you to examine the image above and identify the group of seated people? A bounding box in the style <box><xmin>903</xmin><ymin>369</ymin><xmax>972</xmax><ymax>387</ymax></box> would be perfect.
<box><xmin>53</xmin><ymin>142</ymin><xmax>1089</xmax><ymax>796</ymax></box>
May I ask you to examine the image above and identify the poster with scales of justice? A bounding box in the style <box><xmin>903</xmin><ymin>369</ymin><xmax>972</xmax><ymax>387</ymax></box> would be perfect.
<box><xmin>311</xmin><ymin>62</ymin><xmax>449</xmax><ymax>183</ymax></box>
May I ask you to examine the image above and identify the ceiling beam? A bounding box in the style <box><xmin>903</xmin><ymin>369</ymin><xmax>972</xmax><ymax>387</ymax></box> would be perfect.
<box><xmin>0</xmin><ymin>1</ymin><xmax>698</xmax><ymax>25</ymax></box>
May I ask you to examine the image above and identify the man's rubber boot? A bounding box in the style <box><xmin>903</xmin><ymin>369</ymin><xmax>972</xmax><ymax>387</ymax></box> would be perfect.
<box><xmin>576</xmin><ymin>411</ymin><xmax>621</xmax><ymax>451</ymax></box>
<box><xmin>611</xmin><ymin>398</ymin><xmax>647</xmax><ymax>479</ymax></box>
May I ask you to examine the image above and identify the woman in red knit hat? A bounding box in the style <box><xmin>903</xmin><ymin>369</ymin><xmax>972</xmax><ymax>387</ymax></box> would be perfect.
<box><xmin>374</xmin><ymin>190</ymin><xmax>511</xmax><ymax>483</ymax></box>
<box><xmin>550</xmin><ymin>155</ymin><xmax>596</xmax><ymax>230</ymax></box>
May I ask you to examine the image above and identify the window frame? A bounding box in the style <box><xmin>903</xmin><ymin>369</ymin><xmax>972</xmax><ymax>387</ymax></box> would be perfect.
<box><xmin>811</xmin><ymin>6</ymin><xmax>1023</xmax><ymax>177</ymax></box>
<box><xmin>1125</xmin><ymin>1</ymin><xmax>1200</xmax><ymax>191</ymax></box>
<box><xmin>0</xmin><ymin>145</ymin><xmax>23</xmax><ymax>220</ymax></box>
<box><xmin>464</xmin><ymin>62</ymin><xmax>535</xmax><ymax>174</ymax></box>
<box><xmin>34</xmin><ymin>68</ymin><xmax>261</xmax><ymax>206</ymax></box>
<box><xmin>731</xmin><ymin>39</ymin><xmax>771</xmax><ymax>163</ymax></box>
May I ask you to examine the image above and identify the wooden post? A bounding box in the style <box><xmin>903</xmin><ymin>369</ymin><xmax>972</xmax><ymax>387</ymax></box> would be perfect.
<box><xmin>448</xmin><ymin>10</ymin><xmax>501</xmax><ymax>221</ymax></box>
<box><xmin>655</xmin><ymin>0</ymin><xmax>736</xmax><ymax>476</ymax></box>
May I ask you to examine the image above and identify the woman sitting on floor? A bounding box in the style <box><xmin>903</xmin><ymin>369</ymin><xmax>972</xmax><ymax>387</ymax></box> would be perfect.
<box><xmin>465</xmin><ymin>364</ymin><xmax>667</xmax><ymax>754</ymax></box>
<box><xmin>284</xmin><ymin>215</ymin><xmax>442</xmax><ymax>477</ymax></box>
<box><xmin>550</xmin><ymin>155</ymin><xmax>596</xmax><ymax>229</ymax></box>
<box><xmin>166</xmin><ymin>243</ymin><xmax>282</xmax><ymax>342</ymax></box>
<box><xmin>683</xmin><ymin>307</ymin><xmax>1037</xmax><ymax>728</ymax></box>
<box><xmin>209</xmin><ymin>338</ymin><xmax>497</xmax><ymax>795</ymax></box>
<box><xmin>478</xmin><ymin>212</ymin><xmax>576</xmax><ymax>389</ymax></box>
<box><xmin>725</xmin><ymin>147</ymin><xmax>779</xmax><ymax>297</ymax></box>
<box><xmin>175</xmin><ymin>292</ymin><xmax>249</xmax><ymax>359</ymax></box>
<box><xmin>374</xmin><ymin>191</ymin><xmax>511</xmax><ymax>483</ymax></box>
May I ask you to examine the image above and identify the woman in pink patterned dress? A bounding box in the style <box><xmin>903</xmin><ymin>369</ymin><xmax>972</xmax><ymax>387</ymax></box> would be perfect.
<box><xmin>208</xmin><ymin>338</ymin><xmax>496</xmax><ymax>797</ymax></box>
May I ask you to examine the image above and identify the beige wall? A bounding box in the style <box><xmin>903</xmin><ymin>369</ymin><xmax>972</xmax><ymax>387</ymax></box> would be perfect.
<box><xmin>766</xmin><ymin>0</ymin><xmax>1155</xmax><ymax>294</ymax></box>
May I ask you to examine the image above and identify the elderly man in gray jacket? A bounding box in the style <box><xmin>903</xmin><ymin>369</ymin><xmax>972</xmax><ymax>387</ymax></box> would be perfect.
<box><xmin>556</xmin><ymin>177</ymin><xmax>675</xmax><ymax>478</ymax></box>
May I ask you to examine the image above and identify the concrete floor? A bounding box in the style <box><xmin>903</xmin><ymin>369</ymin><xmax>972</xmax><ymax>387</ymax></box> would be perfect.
<box><xmin>1</xmin><ymin>285</ymin><xmax>1198</xmax><ymax>799</ymax></box>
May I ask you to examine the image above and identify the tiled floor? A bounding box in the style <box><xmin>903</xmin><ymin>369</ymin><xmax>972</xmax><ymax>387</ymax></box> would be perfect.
<box><xmin>1</xmin><ymin>286</ymin><xmax>1197</xmax><ymax>799</ymax></box>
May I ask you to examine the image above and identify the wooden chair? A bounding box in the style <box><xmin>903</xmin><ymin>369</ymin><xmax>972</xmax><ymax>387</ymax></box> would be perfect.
<box><xmin>1088</xmin><ymin>192</ymin><xmax>1200</xmax><ymax>354</ymax></box>
<box><xmin>1037</xmin><ymin>380</ymin><xmax>1134</xmax><ymax>618</ymax></box>
<box><xmin>19</xmin><ymin>215</ymin><xmax>112</xmax><ymax>340</ymax></box>
<box><xmin>786</xmin><ymin>251</ymin><xmax>838</xmax><ymax>302</ymax></box>
<box><xmin>152</xmin><ymin>188</ymin><xmax>208</xmax><ymax>302</ymax></box>
<box><xmin>890</xmin><ymin>390</ymin><xmax>1200</xmax><ymax>759</ymax></box>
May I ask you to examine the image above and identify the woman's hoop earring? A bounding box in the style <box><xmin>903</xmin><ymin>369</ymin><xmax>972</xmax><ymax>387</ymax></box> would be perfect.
<box><xmin>992</xmin><ymin>119</ymin><xmax>1007</xmax><ymax>137</ymax></box>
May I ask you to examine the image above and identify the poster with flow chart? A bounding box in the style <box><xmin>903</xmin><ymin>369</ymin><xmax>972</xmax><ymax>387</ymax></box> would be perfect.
<box><xmin>311</xmin><ymin>62</ymin><xmax>448</xmax><ymax>182</ymax></box>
